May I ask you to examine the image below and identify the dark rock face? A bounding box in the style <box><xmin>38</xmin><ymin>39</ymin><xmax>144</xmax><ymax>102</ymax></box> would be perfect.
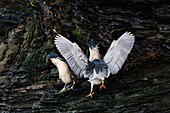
<box><xmin>0</xmin><ymin>0</ymin><xmax>169</xmax><ymax>112</ymax></box>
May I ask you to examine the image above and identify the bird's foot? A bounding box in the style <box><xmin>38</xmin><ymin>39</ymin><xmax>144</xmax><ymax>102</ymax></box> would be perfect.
<box><xmin>100</xmin><ymin>84</ymin><xmax>106</xmax><ymax>90</ymax></box>
<box><xmin>67</xmin><ymin>86</ymin><xmax>74</xmax><ymax>91</ymax></box>
<box><xmin>86</xmin><ymin>92</ymin><xmax>95</xmax><ymax>98</ymax></box>
<box><xmin>67</xmin><ymin>80</ymin><xmax>75</xmax><ymax>91</ymax></box>
<box><xmin>58</xmin><ymin>89</ymin><xmax>66</xmax><ymax>93</ymax></box>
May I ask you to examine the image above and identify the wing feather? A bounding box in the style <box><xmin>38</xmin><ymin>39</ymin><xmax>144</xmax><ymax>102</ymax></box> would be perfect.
<box><xmin>103</xmin><ymin>32</ymin><xmax>135</xmax><ymax>75</ymax></box>
<box><xmin>54</xmin><ymin>34</ymin><xmax>88</xmax><ymax>77</ymax></box>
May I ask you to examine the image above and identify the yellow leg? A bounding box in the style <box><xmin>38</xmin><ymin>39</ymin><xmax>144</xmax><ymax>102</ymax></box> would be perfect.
<box><xmin>86</xmin><ymin>89</ymin><xmax>95</xmax><ymax>98</ymax></box>
<box><xmin>86</xmin><ymin>83</ymin><xmax>95</xmax><ymax>98</ymax></box>
<box><xmin>67</xmin><ymin>80</ymin><xmax>75</xmax><ymax>91</ymax></box>
<box><xmin>100</xmin><ymin>80</ymin><xmax>106</xmax><ymax>90</ymax></box>
<box><xmin>58</xmin><ymin>88</ymin><xmax>66</xmax><ymax>93</ymax></box>
<box><xmin>58</xmin><ymin>84</ymin><xmax>66</xmax><ymax>93</ymax></box>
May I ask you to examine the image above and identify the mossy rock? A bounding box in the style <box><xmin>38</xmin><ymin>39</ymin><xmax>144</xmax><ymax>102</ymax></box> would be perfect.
<box><xmin>21</xmin><ymin>50</ymin><xmax>47</xmax><ymax>72</ymax></box>
<box><xmin>23</xmin><ymin>58</ymin><xmax>37</xmax><ymax>67</ymax></box>
<box><xmin>7</xmin><ymin>45</ymin><xmax>19</xmax><ymax>60</ymax></box>
<box><xmin>23</xmin><ymin>52</ymin><xmax>37</xmax><ymax>68</ymax></box>
<box><xmin>14</xmin><ymin>32</ymin><xmax>25</xmax><ymax>45</ymax></box>
<box><xmin>29</xmin><ymin>73</ymin><xmax>41</xmax><ymax>83</ymax></box>
<box><xmin>31</xmin><ymin>36</ymin><xmax>44</xmax><ymax>44</ymax></box>
<box><xmin>31</xmin><ymin>44</ymin><xmax>39</xmax><ymax>48</ymax></box>
<box><xmin>27</xmin><ymin>27</ymin><xmax>34</xmax><ymax>39</ymax></box>
<box><xmin>18</xmin><ymin>66</ymin><xmax>28</xmax><ymax>73</ymax></box>
<box><xmin>17</xmin><ymin>52</ymin><xmax>25</xmax><ymax>63</ymax></box>
<box><xmin>44</xmin><ymin>43</ymin><xmax>55</xmax><ymax>51</ymax></box>
<box><xmin>0</xmin><ymin>42</ymin><xmax>7</xmax><ymax>61</ymax></box>
<box><xmin>34</xmin><ymin>29</ymin><xmax>39</xmax><ymax>37</ymax></box>
<box><xmin>5</xmin><ymin>0</ymin><xmax>25</xmax><ymax>11</ymax></box>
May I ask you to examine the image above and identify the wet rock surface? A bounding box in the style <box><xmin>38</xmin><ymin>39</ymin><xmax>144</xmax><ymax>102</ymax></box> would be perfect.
<box><xmin>1</xmin><ymin>63</ymin><xmax>169</xmax><ymax>112</ymax></box>
<box><xmin>0</xmin><ymin>0</ymin><xmax>170</xmax><ymax>112</ymax></box>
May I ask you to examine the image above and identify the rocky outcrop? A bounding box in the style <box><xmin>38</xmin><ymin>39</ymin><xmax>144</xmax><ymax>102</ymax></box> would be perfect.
<box><xmin>0</xmin><ymin>0</ymin><xmax>169</xmax><ymax>112</ymax></box>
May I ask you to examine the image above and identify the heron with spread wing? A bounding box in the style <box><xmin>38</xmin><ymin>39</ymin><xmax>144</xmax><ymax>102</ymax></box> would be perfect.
<box><xmin>54</xmin><ymin>32</ymin><xmax>135</xmax><ymax>97</ymax></box>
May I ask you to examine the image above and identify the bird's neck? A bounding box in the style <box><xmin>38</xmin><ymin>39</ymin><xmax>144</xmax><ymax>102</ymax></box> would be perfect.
<box><xmin>50</xmin><ymin>58</ymin><xmax>59</xmax><ymax>66</ymax></box>
<box><xmin>50</xmin><ymin>58</ymin><xmax>65</xmax><ymax>68</ymax></box>
<box><xmin>50</xmin><ymin>58</ymin><xmax>69</xmax><ymax>74</ymax></box>
<box><xmin>89</xmin><ymin>47</ymin><xmax>101</xmax><ymax>62</ymax></box>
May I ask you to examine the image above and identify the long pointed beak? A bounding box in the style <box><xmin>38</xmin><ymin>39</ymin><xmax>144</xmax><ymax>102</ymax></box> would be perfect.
<box><xmin>96</xmin><ymin>42</ymin><xmax>100</xmax><ymax>47</ymax></box>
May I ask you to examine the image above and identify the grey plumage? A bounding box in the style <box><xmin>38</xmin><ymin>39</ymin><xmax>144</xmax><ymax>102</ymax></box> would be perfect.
<box><xmin>84</xmin><ymin>60</ymin><xmax>110</xmax><ymax>80</ymax></box>
<box><xmin>54</xmin><ymin>34</ymin><xmax>88</xmax><ymax>77</ymax></box>
<box><xmin>103</xmin><ymin>32</ymin><xmax>135</xmax><ymax>75</ymax></box>
<box><xmin>54</xmin><ymin>32</ymin><xmax>135</xmax><ymax>97</ymax></box>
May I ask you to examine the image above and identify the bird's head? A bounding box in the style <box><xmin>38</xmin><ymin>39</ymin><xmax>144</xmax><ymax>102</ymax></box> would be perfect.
<box><xmin>88</xmin><ymin>39</ymin><xmax>96</xmax><ymax>49</ymax></box>
<box><xmin>49</xmin><ymin>53</ymin><xmax>64</xmax><ymax>61</ymax></box>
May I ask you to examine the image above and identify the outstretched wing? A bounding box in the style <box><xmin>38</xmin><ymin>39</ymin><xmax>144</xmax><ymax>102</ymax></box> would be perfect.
<box><xmin>54</xmin><ymin>34</ymin><xmax>88</xmax><ymax>77</ymax></box>
<box><xmin>103</xmin><ymin>32</ymin><xmax>135</xmax><ymax>75</ymax></box>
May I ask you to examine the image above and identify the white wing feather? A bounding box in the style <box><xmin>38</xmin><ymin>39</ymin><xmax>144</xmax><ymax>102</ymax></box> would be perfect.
<box><xmin>54</xmin><ymin>34</ymin><xmax>88</xmax><ymax>77</ymax></box>
<box><xmin>103</xmin><ymin>32</ymin><xmax>135</xmax><ymax>75</ymax></box>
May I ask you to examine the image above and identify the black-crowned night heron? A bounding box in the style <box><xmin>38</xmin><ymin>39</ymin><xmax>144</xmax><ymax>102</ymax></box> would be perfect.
<box><xmin>54</xmin><ymin>32</ymin><xmax>135</xmax><ymax>97</ymax></box>
<box><xmin>49</xmin><ymin>53</ymin><xmax>75</xmax><ymax>93</ymax></box>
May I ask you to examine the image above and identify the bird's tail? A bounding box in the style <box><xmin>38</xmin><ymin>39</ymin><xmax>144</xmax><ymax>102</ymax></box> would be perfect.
<box><xmin>84</xmin><ymin>60</ymin><xmax>110</xmax><ymax>80</ymax></box>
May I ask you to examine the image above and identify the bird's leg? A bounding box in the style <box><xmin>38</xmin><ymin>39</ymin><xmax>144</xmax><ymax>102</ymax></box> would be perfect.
<box><xmin>67</xmin><ymin>80</ymin><xmax>75</xmax><ymax>91</ymax></box>
<box><xmin>100</xmin><ymin>80</ymin><xmax>106</xmax><ymax>90</ymax></box>
<box><xmin>58</xmin><ymin>84</ymin><xmax>66</xmax><ymax>93</ymax></box>
<box><xmin>86</xmin><ymin>83</ymin><xmax>95</xmax><ymax>98</ymax></box>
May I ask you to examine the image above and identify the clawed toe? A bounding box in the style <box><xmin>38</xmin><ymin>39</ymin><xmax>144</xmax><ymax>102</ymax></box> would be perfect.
<box><xmin>58</xmin><ymin>89</ymin><xmax>66</xmax><ymax>93</ymax></box>
<box><xmin>100</xmin><ymin>84</ymin><xmax>106</xmax><ymax>90</ymax></box>
<box><xmin>67</xmin><ymin>86</ymin><xmax>74</xmax><ymax>91</ymax></box>
<box><xmin>86</xmin><ymin>92</ymin><xmax>95</xmax><ymax>98</ymax></box>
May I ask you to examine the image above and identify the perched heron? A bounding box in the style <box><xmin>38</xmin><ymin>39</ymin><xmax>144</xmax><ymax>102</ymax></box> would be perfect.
<box><xmin>49</xmin><ymin>53</ymin><xmax>75</xmax><ymax>93</ymax></box>
<box><xmin>54</xmin><ymin>32</ymin><xmax>135</xmax><ymax>97</ymax></box>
